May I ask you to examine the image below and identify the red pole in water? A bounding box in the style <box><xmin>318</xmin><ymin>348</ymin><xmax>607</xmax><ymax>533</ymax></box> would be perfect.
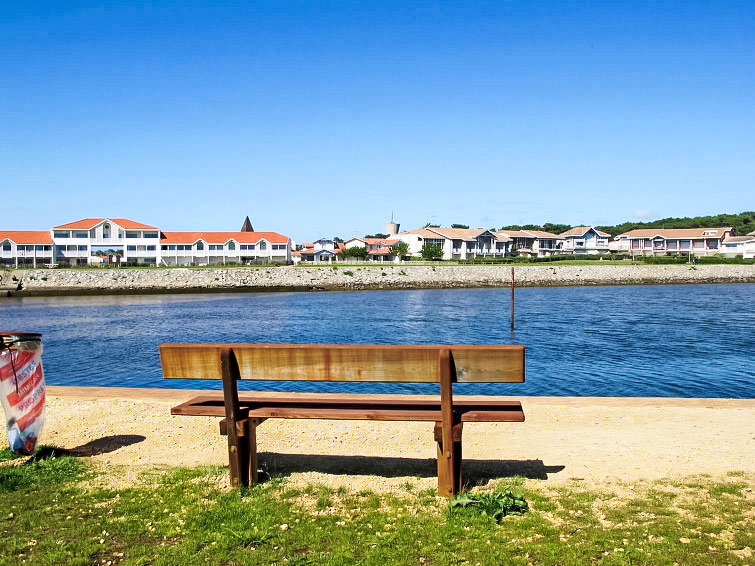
<box><xmin>510</xmin><ymin>266</ymin><xmax>515</xmax><ymax>330</ymax></box>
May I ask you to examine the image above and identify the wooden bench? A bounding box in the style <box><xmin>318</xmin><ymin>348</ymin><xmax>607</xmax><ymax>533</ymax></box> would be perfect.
<box><xmin>159</xmin><ymin>343</ymin><xmax>525</xmax><ymax>497</ymax></box>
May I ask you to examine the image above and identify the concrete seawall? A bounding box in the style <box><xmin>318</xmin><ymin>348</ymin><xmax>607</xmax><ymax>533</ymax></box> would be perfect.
<box><xmin>2</xmin><ymin>264</ymin><xmax>754</xmax><ymax>296</ymax></box>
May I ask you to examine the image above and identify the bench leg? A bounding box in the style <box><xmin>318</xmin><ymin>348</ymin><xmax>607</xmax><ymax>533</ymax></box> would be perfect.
<box><xmin>227</xmin><ymin>418</ymin><xmax>259</xmax><ymax>488</ymax></box>
<box><xmin>434</xmin><ymin>422</ymin><xmax>463</xmax><ymax>497</ymax></box>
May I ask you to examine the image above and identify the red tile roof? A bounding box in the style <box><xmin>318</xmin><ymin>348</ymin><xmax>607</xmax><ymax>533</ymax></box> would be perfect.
<box><xmin>160</xmin><ymin>231</ymin><xmax>289</xmax><ymax>245</ymax></box>
<box><xmin>0</xmin><ymin>231</ymin><xmax>53</xmax><ymax>245</ymax></box>
<box><xmin>54</xmin><ymin>218</ymin><xmax>158</xmax><ymax>230</ymax></box>
<box><xmin>368</xmin><ymin>247</ymin><xmax>394</xmax><ymax>255</ymax></box>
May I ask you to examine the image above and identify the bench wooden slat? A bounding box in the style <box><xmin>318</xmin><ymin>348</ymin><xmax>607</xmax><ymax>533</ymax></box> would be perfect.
<box><xmin>160</xmin><ymin>343</ymin><xmax>525</xmax><ymax>383</ymax></box>
<box><xmin>172</xmin><ymin>394</ymin><xmax>525</xmax><ymax>423</ymax></box>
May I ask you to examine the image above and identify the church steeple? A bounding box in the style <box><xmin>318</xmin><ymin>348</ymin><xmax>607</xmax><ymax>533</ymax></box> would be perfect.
<box><xmin>241</xmin><ymin>216</ymin><xmax>254</xmax><ymax>232</ymax></box>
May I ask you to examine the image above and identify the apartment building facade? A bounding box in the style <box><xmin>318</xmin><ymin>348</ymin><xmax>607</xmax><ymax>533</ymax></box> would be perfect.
<box><xmin>1</xmin><ymin>217</ymin><xmax>291</xmax><ymax>267</ymax></box>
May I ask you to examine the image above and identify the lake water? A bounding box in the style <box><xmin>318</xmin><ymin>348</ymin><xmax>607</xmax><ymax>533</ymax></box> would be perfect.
<box><xmin>0</xmin><ymin>284</ymin><xmax>752</xmax><ymax>398</ymax></box>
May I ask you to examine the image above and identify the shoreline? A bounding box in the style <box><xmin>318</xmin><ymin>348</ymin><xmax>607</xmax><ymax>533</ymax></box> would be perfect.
<box><xmin>2</xmin><ymin>263</ymin><xmax>754</xmax><ymax>297</ymax></box>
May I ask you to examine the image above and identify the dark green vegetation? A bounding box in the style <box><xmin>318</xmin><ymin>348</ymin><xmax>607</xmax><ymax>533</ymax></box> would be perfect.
<box><xmin>420</xmin><ymin>243</ymin><xmax>444</xmax><ymax>260</ymax></box>
<box><xmin>1</xmin><ymin>448</ymin><xmax>752</xmax><ymax>565</ymax></box>
<box><xmin>501</xmin><ymin>211</ymin><xmax>755</xmax><ymax>237</ymax></box>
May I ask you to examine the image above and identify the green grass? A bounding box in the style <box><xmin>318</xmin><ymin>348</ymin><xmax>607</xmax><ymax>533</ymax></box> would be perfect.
<box><xmin>1</xmin><ymin>452</ymin><xmax>753</xmax><ymax>565</ymax></box>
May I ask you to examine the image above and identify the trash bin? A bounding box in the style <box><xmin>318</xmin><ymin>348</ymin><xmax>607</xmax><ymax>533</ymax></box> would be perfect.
<box><xmin>0</xmin><ymin>332</ymin><xmax>46</xmax><ymax>453</ymax></box>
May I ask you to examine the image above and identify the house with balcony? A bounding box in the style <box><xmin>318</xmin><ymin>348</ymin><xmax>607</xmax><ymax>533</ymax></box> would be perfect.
<box><xmin>295</xmin><ymin>238</ymin><xmax>344</xmax><ymax>263</ymax></box>
<box><xmin>159</xmin><ymin>231</ymin><xmax>290</xmax><ymax>265</ymax></box>
<box><xmin>52</xmin><ymin>218</ymin><xmax>162</xmax><ymax>266</ymax></box>
<box><xmin>720</xmin><ymin>232</ymin><xmax>755</xmax><ymax>258</ymax></box>
<box><xmin>613</xmin><ymin>227</ymin><xmax>734</xmax><ymax>257</ymax></box>
<box><xmin>559</xmin><ymin>226</ymin><xmax>611</xmax><ymax>255</ymax></box>
<box><xmin>494</xmin><ymin>230</ymin><xmax>562</xmax><ymax>257</ymax></box>
<box><xmin>0</xmin><ymin>231</ymin><xmax>54</xmax><ymax>268</ymax></box>
<box><xmin>395</xmin><ymin>227</ymin><xmax>503</xmax><ymax>260</ymax></box>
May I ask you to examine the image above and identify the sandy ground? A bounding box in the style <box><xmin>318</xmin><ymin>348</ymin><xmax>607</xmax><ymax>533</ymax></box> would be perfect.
<box><xmin>36</xmin><ymin>386</ymin><xmax>755</xmax><ymax>492</ymax></box>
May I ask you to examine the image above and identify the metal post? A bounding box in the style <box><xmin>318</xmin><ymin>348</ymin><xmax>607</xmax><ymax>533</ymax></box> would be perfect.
<box><xmin>510</xmin><ymin>266</ymin><xmax>515</xmax><ymax>330</ymax></box>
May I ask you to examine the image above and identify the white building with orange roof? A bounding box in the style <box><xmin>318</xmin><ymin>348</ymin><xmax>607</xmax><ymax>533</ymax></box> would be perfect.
<box><xmin>0</xmin><ymin>231</ymin><xmax>54</xmax><ymax>268</ymax></box>
<box><xmin>1</xmin><ymin>217</ymin><xmax>291</xmax><ymax>267</ymax></box>
<box><xmin>159</xmin><ymin>231</ymin><xmax>290</xmax><ymax>265</ymax></box>
<box><xmin>52</xmin><ymin>218</ymin><xmax>161</xmax><ymax>266</ymax></box>
<box><xmin>613</xmin><ymin>227</ymin><xmax>735</xmax><ymax>257</ymax></box>
<box><xmin>558</xmin><ymin>226</ymin><xmax>611</xmax><ymax>255</ymax></box>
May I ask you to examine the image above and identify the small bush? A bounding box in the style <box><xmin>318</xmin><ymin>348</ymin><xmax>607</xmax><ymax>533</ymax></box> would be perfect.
<box><xmin>449</xmin><ymin>490</ymin><xmax>528</xmax><ymax>522</ymax></box>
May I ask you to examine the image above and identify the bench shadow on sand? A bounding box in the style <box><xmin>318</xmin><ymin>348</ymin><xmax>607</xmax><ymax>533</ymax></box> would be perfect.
<box><xmin>68</xmin><ymin>435</ymin><xmax>147</xmax><ymax>456</ymax></box>
<box><xmin>258</xmin><ymin>453</ymin><xmax>565</xmax><ymax>484</ymax></box>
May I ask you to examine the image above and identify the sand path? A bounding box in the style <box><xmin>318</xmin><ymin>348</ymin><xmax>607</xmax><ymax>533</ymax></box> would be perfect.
<box><xmin>39</xmin><ymin>386</ymin><xmax>754</xmax><ymax>492</ymax></box>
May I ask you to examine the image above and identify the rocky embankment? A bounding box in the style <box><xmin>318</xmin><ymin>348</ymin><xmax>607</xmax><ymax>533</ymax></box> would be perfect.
<box><xmin>1</xmin><ymin>264</ymin><xmax>753</xmax><ymax>296</ymax></box>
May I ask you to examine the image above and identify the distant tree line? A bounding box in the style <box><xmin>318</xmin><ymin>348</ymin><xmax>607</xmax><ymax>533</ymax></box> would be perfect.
<box><xmin>499</xmin><ymin>211</ymin><xmax>755</xmax><ymax>238</ymax></box>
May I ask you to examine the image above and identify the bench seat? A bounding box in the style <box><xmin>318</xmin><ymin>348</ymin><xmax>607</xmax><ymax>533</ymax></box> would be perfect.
<box><xmin>172</xmin><ymin>392</ymin><xmax>525</xmax><ymax>423</ymax></box>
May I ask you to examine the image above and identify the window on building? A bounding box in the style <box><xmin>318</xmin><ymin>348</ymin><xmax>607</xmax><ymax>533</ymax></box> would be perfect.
<box><xmin>125</xmin><ymin>232</ymin><xmax>138</xmax><ymax>238</ymax></box>
<box><xmin>259</xmin><ymin>242</ymin><xmax>267</xmax><ymax>251</ymax></box>
<box><xmin>228</xmin><ymin>242</ymin><xmax>236</xmax><ymax>250</ymax></box>
<box><xmin>127</xmin><ymin>245</ymin><xmax>137</xmax><ymax>251</ymax></box>
<box><xmin>144</xmin><ymin>233</ymin><xmax>158</xmax><ymax>238</ymax></box>
<box><xmin>2</xmin><ymin>245</ymin><xmax>11</xmax><ymax>251</ymax></box>
<box><xmin>78</xmin><ymin>245</ymin><xmax>87</xmax><ymax>251</ymax></box>
<box><xmin>196</xmin><ymin>242</ymin><xmax>204</xmax><ymax>250</ymax></box>
<box><xmin>146</xmin><ymin>245</ymin><xmax>156</xmax><ymax>251</ymax></box>
<box><xmin>75</xmin><ymin>232</ymin><xmax>88</xmax><ymax>238</ymax></box>
<box><xmin>53</xmin><ymin>232</ymin><xmax>68</xmax><ymax>238</ymax></box>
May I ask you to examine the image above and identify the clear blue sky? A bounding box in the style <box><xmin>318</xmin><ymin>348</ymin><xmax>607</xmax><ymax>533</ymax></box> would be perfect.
<box><xmin>2</xmin><ymin>1</ymin><xmax>753</xmax><ymax>243</ymax></box>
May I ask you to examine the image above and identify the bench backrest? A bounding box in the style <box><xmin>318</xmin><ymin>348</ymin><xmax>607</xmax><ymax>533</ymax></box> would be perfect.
<box><xmin>159</xmin><ymin>343</ymin><xmax>525</xmax><ymax>384</ymax></box>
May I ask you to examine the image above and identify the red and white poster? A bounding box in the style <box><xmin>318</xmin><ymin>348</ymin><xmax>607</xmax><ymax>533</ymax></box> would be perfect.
<box><xmin>0</xmin><ymin>335</ymin><xmax>46</xmax><ymax>453</ymax></box>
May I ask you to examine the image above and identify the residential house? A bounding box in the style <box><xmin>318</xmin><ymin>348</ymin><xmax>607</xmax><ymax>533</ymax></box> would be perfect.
<box><xmin>559</xmin><ymin>226</ymin><xmax>611</xmax><ymax>255</ymax></box>
<box><xmin>344</xmin><ymin>237</ymin><xmax>400</xmax><ymax>262</ymax></box>
<box><xmin>296</xmin><ymin>238</ymin><xmax>344</xmax><ymax>263</ymax></box>
<box><xmin>395</xmin><ymin>227</ymin><xmax>503</xmax><ymax>260</ymax></box>
<box><xmin>720</xmin><ymin>232</ymin><xmax>755</xmax><ymax>258</ymax></box>
<box><xmin>494</xmin><ymin>230</ymin><xmax>562</xmax><ymax>257</ymax></box>
<box><xmin>612</xmin><ymin>227</ymin><xmax>734</xmax><ymax>257</ymax></box>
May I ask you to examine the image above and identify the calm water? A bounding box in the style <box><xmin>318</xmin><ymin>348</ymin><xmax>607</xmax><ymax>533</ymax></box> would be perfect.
<box><xmin>0</xmin><ymin>284</ymin><xmax>752</xmax><ymax>398</ymax></box>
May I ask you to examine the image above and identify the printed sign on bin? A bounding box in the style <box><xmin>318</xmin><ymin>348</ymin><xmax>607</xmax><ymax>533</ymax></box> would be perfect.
<box><xmin>0</xmin><ymin>332</ymin><xmax>46</xmax><ymax>453</ymax></box>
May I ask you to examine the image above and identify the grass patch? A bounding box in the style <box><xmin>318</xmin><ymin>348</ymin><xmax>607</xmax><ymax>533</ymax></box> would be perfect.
<box><xmin>0</xmin><ymin>460</ymin><xmax>752</xmax><ymax>565</ymax></box>
<box><xmin>0</xmin><ymin>446</ymin><xmax>87</xmax><ymax>494</ymax></box>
